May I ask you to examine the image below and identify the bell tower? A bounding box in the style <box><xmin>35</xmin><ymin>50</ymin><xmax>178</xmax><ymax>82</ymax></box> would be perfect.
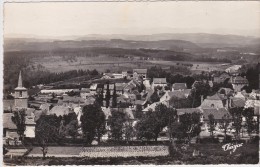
<box><xmin>14</xmin><ymin>71</ymin><xmax>28</xmax><ymax>109</ymax></box>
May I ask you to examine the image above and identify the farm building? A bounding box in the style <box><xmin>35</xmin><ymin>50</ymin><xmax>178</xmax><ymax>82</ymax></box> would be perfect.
<box><xmin>172</xmin><ymin>83</ymin><xmax>187</xmax><ymax>91</ymax></box>
<box><xmin>133</xmin><ymin>69</ymin><xmax>147</xmax><ymax>80</ymax></box>
<box><xmin>152</xmin><ymin>78</ymin><xmax>167</xmax><ymax>90</ymax></box>
<box><xmin>200</xmin><ymin>93</ymin><xmax>226</xmax><ymax>109</ymax></box>
<box><xmin>213</xmin><ymin>72</ymin><xmax>231</xmax><ymax>83</ymax></box>
<box><xmin>230</xmin><ymin>76</ymin><xmax>249</xmax><ymax>92</ymax></box>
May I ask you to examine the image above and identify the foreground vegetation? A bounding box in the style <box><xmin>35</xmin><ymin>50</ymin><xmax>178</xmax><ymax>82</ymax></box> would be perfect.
<box><xmin>4</xmin><ymin>142</ymin><xmax>259</xmax><ymax>165</ymax></box>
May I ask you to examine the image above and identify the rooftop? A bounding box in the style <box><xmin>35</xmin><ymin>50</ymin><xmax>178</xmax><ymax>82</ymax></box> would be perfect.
<box><xmin>153</xmin><ymin>78</ymin><xmax>167</xmax><ymax>84</ymax></box>
<box><xmin>202</xmin><ymin>108</ymin><xmax>230</xmax><ymax>120</ymax></box>
<box><xmin>49</xmin><ymin>106</ymin><xmax>73</xmax><ymax>117</ymax></box>
<box><xmin>3</xmin><ymin>113</ymin><xmax>16</xmax><ymax>129</ymax></box>
<box><xmin>231</xmin><ymin>76</ymin><xmax>249</xmax><ymax>84</ymax></box>
<box><xmin>177</xmin><ymin>108</ymin><xmax>202</xmax><ymax>115</ymax></box>
<box><xmin>133</xmin><ymin>69</ymin><xmax>147</xmax><ymax>74</ymax></box>
<box><xmin>172</xmin><ymin>83</ymin><xmax>187</xmax><ymax>90</ymax></box>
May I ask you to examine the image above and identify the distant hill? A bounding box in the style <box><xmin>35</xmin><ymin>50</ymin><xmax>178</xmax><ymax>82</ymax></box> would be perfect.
<box><xmin>4</xmin><ymin>38</ymin><xmax>199</xmax><ymax>52</ymax></box>
<box><xmin>4</xmin><ymin>33</ymin><xmax>260</xmax><ymax>52</ymax></box>
<box><xmin>77</xmin><ymin>33</ymin><xmax>260</xmax><ymax>48</ymax></box>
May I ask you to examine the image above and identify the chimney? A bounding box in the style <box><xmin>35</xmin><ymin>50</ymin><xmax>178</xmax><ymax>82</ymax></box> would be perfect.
<box><xmin>201</xmin><ymin>95</ymin><xmax>204</xmax><ymax>104</ymax></box>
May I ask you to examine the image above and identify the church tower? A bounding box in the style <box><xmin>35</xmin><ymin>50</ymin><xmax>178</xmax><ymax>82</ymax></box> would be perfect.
<box><xmin>14</xmin><ymin>71</ymin><xmax>28</xmax><ymax>109</ymax></box>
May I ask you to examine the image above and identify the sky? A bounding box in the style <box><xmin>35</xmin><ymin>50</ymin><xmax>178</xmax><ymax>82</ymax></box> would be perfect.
<box><xmin>3</xmin><ymin>1</ymin><xmax>260</xmax><ymax>38</ymax></box>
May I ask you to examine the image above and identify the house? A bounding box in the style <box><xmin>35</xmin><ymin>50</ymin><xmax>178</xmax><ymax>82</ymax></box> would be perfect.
<box><xmin>143</xmin><ymin>79</ymin><xmax>151</xmax><ymax>89</ymax></box>
<box><xmin>133</xmin><ymin>100</ymin><xmax>146</xmax><ymax>109</ymax></box>
<box><xmin>80</xmin><ymin>88</ymin><xmax>91</xmax><ymax>99</ymax></box>
<box><xmin>213</xmin><ymin>72</ymin><xmax>231</xmax><ymax>84</ymax></box>
<box><xmin>230</xmin><ymin>76</ymin><xmax>249</xmax><ymax>92</ymax></box>
<box><xmin>112</xmin><ymin>73</ymin><xmax>123</xmax><ymax>79</ymax></box>
<box><xmin>160</xmin><ymin>90</ymin><xmax>191</xmax><ymax>103</ymax></box>
<box><xmin>122</xmin><ymin>71</ymin><xmax>128</xmax><ymax>78</ymax></box>
<box><xmin>225</xmin><ymin>65</ymin><xmax>242</xmax><ymax>74</ymax></box>
<box><xmin>3</xmin><ymin>107</ymin><xmax>37</xmax><ymax>140</ymax></box>
<box><xmin>200</xmin><ymin>93</ymin><xmax>226</xmax><ymax>109</ymax></box>
<box><xmin>123</xmin><ymin>79</ymin><xmax>140</xmax><ymax>93</ymax></box>
<box><xmin>3</xmin><ymin>113</ymin><xmax>19</xmax><ymax>139</ymax></box>
<box><xmin>133</xmin><ymin>69</ymin><xmax>147</xmax><ymax>80</ymax></box>
<box><xmin>115</xmin><ymin>83</ymin><xmax>125</xmax><ymax>95</ymax></box>
<box><xmin>62</xmin><ymin>95</ymin><xmax>86</xmax><ymax>104</ymax></box>
<box><xmin>244</xmin><ymin>99</ymin><xmax>260</xmax><ymax>116</ymax></box>
<box><xmin>152</xmin><ymin>78</ymin><xmax>167</xmax><ymax>90</ymax></box>
<box><xmin>172</xmin><ymin>83</ymin><xmax>187</xmax><ymax>91</ymax></box>
<box><xmin>48</xmin><ymin>105</ymin><xmax>74</xmax><ymax>117</ymax></box>
<box><xmin>24</xmin><ymin>113</ymin><xmax>36</xmax><ymax>138</ymax></box>
<box><xmin>33</xmin><ymin>94</ymin><xmax>53</xmax><ymax>103</ymax></box>
<box><xmin>233</xmin><ymin>92</ymin><xmax>246</xmax><ymax>101</ymax></box>
<box><xmin>86</xmin><ymin>96</ymin><xmax>96</xmax><ymax>105</ymax></box>
<box><xmin>90</xmin><ymin>84</ymin><xmax>98</xmax><ymax>95</ymax></box>
<box><xmin>248</xmin><ymin>89</ymin><xmax>260</xmax><ymax>100</ymax></box>
<box><xmin>202</xmin><ymin>108</ymin><xmax>230</xmax><ymax>122</ymax></box>
<box><xmin>122</xmin><ymin>71</ymin><xmax>132</xmax><ymax>79</ymax></box>
<box><xmin>231</xmin><ymin>97</ymin><xmax>246</xmax><ymax>108</ymax></box>
<box><xmin>102</xmin><ymin>73</ymin><xmax>113</xmax><ymax>79</ymax></box>
<box><xmin>202</xmin><ymin>108</ymin><xmax>231</xmax><ymax>131</ymax></box>
<box><xmin>3</xmin><ymin>99</ymin><xmax>15</xmax><ymax>112</ymax></box>
<box><xmin>218</xmin><ymin>87</ymin><xmax>234</xmax><ymax>97</ymax></box>
<box><xmin>40</xmin><ymin>89</ymin><xmax>76</xmax><ymax>95</ymax></box>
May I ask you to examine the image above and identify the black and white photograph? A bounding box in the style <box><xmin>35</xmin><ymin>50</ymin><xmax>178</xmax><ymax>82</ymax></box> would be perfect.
<box><xmin>2</xmin><ymin>0</ymin><xmax>260</xmax><ymax>165</ymax></box>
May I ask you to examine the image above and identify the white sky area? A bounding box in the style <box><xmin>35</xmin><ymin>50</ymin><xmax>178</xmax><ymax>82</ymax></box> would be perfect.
<box><xmin>4</xmin><ymin>1</ymin><xmax>260</xmax><ymax>38</ymax></box>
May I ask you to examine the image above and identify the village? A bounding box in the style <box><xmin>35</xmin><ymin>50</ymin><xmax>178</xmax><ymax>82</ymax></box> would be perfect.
<box><xmin>3</xmin><ymin>63</ymin><xmax>260</xmax><ymax>162</ymax></box>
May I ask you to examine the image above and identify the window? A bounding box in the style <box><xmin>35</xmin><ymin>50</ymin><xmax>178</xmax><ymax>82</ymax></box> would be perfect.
<box><xmin>19</xmin><ymin>91</ymin><xmax>22</xmax><ymax>97</ymax></box>
<box><xmin>211</xmin><ymin>104</ymin><xmax>215</xmax><ymax>108</ymax></box>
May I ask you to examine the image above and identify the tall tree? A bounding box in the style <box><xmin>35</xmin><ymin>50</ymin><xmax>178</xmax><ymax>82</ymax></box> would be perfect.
<box><xmin>219</xmin><ymin>114</ymin><xmax>231</xmax><ymax>141</ymax></box>
<box><xmin>208</xmin><ymin>114</ymin><xmax>216</xmax><ymax>138</ymax></box>
<box><xmin>80</xmin><ymin>104</ymin><xmax>106</xmax><ymax>144</ymax></box>
<box><xmin>171</xmin><ymin>112</ymin><xmax>202</xmax><ymax>143</ymax></box>
<box><xmin>35</xmin><ymin>115</ymin><xmax>60</xmax><ymax>159</ymax></box>
<box><xmin>112</xmin><ymin>83</ymin><xmax>117</xmax><ymax>107</ymax></box>
<box><xmin>136</xmin><ymin>110</ymin><xmax>158</xmax><ymax>141</ymax></box>
<box><xmin>11</xmin><ymin>109</ymin><xmax>26</xmax><ymax>142</ymax></box>
<box><xmin>134</xmin><ymin>104</ymin><xmax>143</xmax><ymax>119</ymax></box>
<box><xmin>123</xmin><ymin>120</ymin><xmax>135</xmax><ymax>143</ymax></box>
<box><xmin>136</xmin><ymin>104</ymin><xmax>177</xmax><ymax>142</ymax></box>
<box><xmin>105</xmin><ymin>83</ymin><xmax>111</xmax><ymax>108</ymax></box>
<box><xmin>190</xmin><ymin>81</ymin><xmax>210</xmax><ymax>107</ymax></box>
<box><xmin>229</xmin><ymin>107</ymin><xmax>243</xmax><ymax>140</ymax></box>
<box><xmin>242</xmin><ymin>107</ymin><xmax>255</xmax><ymax>137</ymax></box>
<box><xmin>169</xmin><ymin>96</ymin><xmax>193</xmax><ymax>109</ymax></box>
<box><xmin>108</xmin><ymin>109</ymin><xmax>127</xmax><ymax>141</ymax></box>
<box><xmin>95</xmin><ymin>88</ymin><xmax>104</xmax><ymax>106</ymax></box>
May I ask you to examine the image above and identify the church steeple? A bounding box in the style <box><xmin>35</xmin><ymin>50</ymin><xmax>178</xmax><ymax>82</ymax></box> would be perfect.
<box><xmin>14</xmin><ymin>71</ymin><xmax>28</xmax><ymax>109</ymax></box>
<box><xmin>18</xmin><ymin>71</ymin><xmax>23</xmax><ymax>88</ymax></box>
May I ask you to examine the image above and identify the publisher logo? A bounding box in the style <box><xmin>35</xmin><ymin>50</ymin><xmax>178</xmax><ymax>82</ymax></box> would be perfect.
<box><xmin>222</xmin><ymin>143</ymin><xmax>243</xmax><ymax>154</ymax></box>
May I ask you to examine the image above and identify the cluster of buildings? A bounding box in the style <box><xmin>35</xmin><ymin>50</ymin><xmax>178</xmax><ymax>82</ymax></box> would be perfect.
<box><xmin>3</xmin><ymin>68</ymin><xmax>260</xmax><ymax>144</ymax></box>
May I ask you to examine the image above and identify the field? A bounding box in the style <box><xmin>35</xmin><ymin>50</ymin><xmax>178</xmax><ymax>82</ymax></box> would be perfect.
<box><xmin>31</xmin><ymin>54</ymin><xmax>232</xmax><ymax>74</ymax></box>
<box><xmin>32</xmin><ymin>55</ymin><xmax>156</xmax><ymax>73</ymax></box>
<box><xmin>149</xmin><ymin>60</ymin><xmax>232</xmax><ymax>74</ymax></box>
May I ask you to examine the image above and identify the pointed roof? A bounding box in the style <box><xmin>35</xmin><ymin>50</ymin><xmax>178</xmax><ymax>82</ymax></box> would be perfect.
<box><xmin>15</xmin><ymin>71</ymin><xmax>27</xmax><ymax>91</ymax></box>
<box><xmin>18</xmin><ymin>71</ymin><xmax>23</xmax><ymax>87</ymax></box>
